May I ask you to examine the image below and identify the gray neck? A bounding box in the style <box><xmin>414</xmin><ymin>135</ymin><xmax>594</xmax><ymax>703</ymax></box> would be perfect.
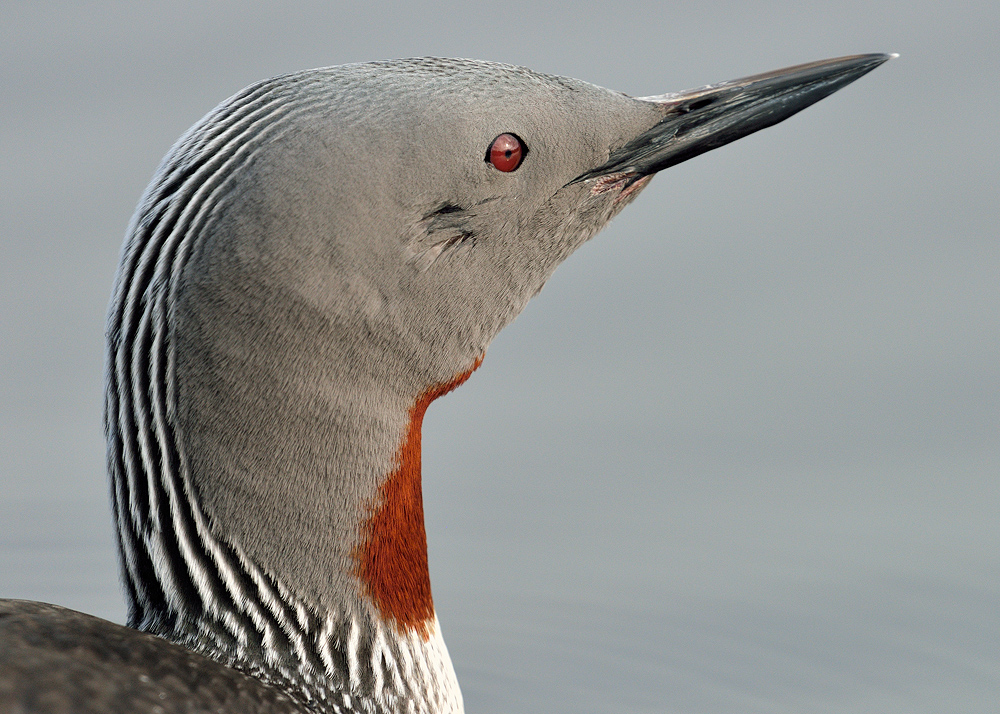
<box><xmin>104</xmin><ymin>76</ymin><xmax>463</xmax><ymax>713</ymax></box>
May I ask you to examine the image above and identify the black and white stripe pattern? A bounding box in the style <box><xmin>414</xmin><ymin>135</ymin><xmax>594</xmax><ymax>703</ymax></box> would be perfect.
<box><xmin>104</xmin><ymin>68</ymin><xmax>461</xmax><ymax>714</ymax></box>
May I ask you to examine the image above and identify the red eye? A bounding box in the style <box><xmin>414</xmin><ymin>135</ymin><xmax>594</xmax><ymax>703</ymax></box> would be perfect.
<box><xmin>487</xmin><ymin>133</ymin><xmax>526</xmax><ymax>172</ymax></box>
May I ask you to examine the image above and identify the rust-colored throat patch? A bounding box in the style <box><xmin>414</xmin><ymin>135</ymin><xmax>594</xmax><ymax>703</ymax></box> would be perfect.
<box><xmin>354</xmin><ymin>356</ymin><xmax>482</xmax><ymax>638</ymax></box>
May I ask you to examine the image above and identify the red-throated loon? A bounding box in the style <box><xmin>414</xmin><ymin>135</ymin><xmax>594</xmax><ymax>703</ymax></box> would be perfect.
<box><xmin>0</xmin><ymin>54</ymin><xmax>892</xmax><ymax>713</ymax></box>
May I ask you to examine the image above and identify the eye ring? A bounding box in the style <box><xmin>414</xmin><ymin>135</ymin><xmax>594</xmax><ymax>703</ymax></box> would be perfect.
<box><xmin>486</xmin><ymin>133</ymin><xmax>527</xmax><ymax>172</ymax></box>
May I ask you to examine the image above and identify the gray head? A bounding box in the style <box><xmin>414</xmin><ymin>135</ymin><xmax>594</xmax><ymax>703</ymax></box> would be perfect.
<box><xmin>171</xmin><ymin>60</ymin><xmax>658</xmax><ymax>395</ymax></box>
<box><xmin>106</xmin><ymin>54</ymin><xmax>891</xmax><ymax>713</ymax></box>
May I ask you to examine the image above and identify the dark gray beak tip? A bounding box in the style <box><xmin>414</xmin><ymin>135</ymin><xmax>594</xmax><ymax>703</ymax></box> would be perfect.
<box><xmin>571</xmin><ymin>52</ymin><xmax>896</xmax><ymax>186</ymax></box>
<box><xmin>718</xmin><ymin>52</ymin><xmax>896</xmax><ymax>93</ymax></box>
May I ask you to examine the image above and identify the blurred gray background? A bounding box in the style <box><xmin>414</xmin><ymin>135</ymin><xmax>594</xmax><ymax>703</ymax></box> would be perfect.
<box><xmin>1</xmin><ymin>2</ymin><xmax>997</xmax><ymax>712</ymax></box>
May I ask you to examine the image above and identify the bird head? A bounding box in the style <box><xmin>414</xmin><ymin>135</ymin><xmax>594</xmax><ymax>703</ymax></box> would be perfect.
<box><xmin>168</xmin><ymin>54</ymin><xmax>889</xmax><ymax>397</ymax></box>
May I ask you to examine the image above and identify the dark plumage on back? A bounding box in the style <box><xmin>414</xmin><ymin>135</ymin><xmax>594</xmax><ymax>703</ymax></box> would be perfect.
<box><xmin>0</xmin><ymin>601</ymin><xmax>302</xmax><ymax>713</ymax></box>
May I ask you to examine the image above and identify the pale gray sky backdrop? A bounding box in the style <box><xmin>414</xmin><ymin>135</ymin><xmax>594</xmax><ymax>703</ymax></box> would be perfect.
<box><xmin>2</xmin><ymin>2</ymin><xmax>998</xmax><ymax>712</ymax></box>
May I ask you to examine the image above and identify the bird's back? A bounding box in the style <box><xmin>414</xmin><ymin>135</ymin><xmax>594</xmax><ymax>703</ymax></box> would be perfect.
<box><xmin>0</xmin><ymin>600</ymin><xmax>306</xmax><ymax>714</ymax></box>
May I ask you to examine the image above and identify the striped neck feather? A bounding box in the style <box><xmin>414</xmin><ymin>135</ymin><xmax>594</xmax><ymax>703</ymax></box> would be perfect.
<box><xmin>105</xmin><ymin>75</ymin><xmax>464</xmax><ymax>714</ymax></box>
